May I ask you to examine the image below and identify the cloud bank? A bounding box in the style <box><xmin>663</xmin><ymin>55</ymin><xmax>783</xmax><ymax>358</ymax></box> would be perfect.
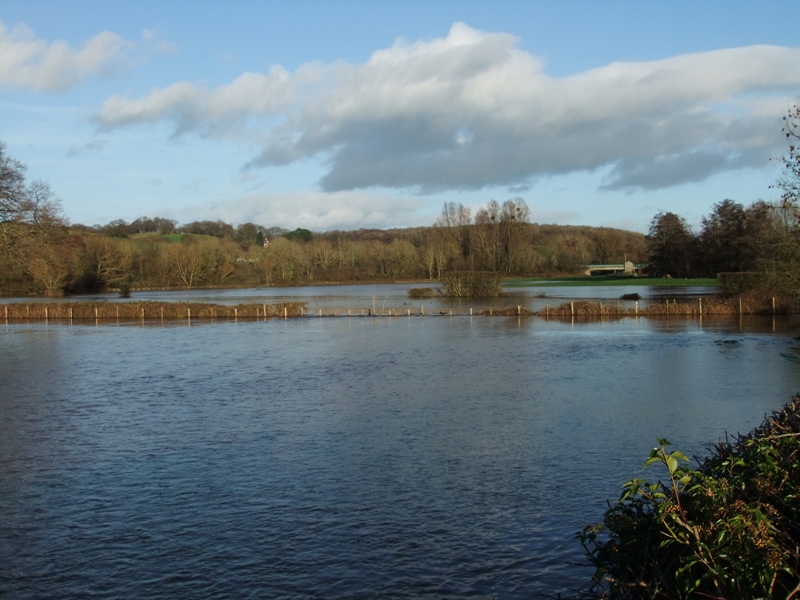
<box><xmin>96</xmin><ymin>22</ymin><xmax>800</xmax><ymax>193</ymax></box>
<box><xmin>180</xmin><ymin>191</ymin><xmax>430</xmax><ymax>232</ymax></box>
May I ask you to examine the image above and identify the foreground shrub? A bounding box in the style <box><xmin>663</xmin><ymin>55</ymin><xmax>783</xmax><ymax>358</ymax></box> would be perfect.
<box><xmin>580</xmin><ymin>395</ymin><xmax>800</xmax><ymax>599</ymax></box>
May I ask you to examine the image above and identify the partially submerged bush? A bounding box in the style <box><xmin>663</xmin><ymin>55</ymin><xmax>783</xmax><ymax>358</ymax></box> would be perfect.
<box><xmin>408</xmin><ymin>287</ymin><xmax>439</xmax><ymax>299</ymax></box>
<box><xmin>580</xmin><ymin>396</ymin><xmax>800</xmax><ymax>599</ymax></box>
<box><xmin>441</xmin><ymin>271</ymin><xmax>503</xmax><ymax>297</ymax></box>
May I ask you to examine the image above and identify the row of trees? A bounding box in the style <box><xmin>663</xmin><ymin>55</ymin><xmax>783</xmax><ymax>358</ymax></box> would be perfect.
<box><xmin>0</xmin><ymin>162</ymin><xmax>647</xmax><ymax>294</ymax></box>
<box><xmin>646</xmin><ymin>199</ymin><xmax>776</xmax><ymax>278</ymax></box>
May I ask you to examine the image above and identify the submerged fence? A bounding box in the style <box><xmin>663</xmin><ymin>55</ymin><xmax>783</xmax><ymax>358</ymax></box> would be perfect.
<box><xmin>1</xmin><ymin>296</ymin><xmax>793</xmax><ymax>323</ymax></box>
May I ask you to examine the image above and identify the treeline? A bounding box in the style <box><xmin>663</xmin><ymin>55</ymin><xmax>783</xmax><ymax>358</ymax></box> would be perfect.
<box><xmin>0</xmin><ymin>147</ymin><xmax>648</xmax><ymax>295</ymax></box>
<box><xmin>646</xmin><ymin>197</ymin><xmax>800</xmax><ymax>300</ymax></box>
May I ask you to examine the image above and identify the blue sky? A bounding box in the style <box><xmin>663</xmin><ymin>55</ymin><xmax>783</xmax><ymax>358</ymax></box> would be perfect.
<box><xmin>2</xmin><ymin>1</ymin><xmax>799</xmax><ymax>233</ymax></box>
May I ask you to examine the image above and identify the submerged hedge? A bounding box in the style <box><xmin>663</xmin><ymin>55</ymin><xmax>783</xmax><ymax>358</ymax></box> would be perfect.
<box><xmin>1</xmin><ymin>301</ymin><xmax>307</xmax><ymax>320</ymax></box>
<box><xmin>580</xmin><ymin>395</ymin><xmax>800</xmax><ymax>599</ymax></box>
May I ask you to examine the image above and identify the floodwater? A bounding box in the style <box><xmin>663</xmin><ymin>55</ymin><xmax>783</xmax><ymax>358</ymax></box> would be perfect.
<box><xmin>1</xmin><ymin>304</ymin><xmax>799</xmax><ymax>598</ymax></box>
<box><xmin>1</xmin><ymin>281</ymin><xmax>717</xmax><ymax>313</ymax></box>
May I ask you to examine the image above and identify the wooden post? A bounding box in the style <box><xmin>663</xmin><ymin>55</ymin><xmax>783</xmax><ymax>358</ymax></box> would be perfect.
<box><xmin>142</xmin><ymin>308</ymin><xmax>145</xmax><ymax>320</ymax></box>
<box><xmin>45</xmin><ymin>306</ymin><xmax>48</xmax><ymax>321</ymax></box>
<box><xmin>94</xmin><ymin>307</ymin><xmax>98</xmax><ymax>319</ymax></box>
<box><xmin>319</xmin><ymin>309</ymin><xmax>322</xmax><ymax>317</ymax></box>
<box><xmin>408</xmin><ymin>309</ymin><xmax>411</xmax><ymax>316</ymax></box>
<box><xmin>161</xmin><ymin>307</ymin><xmax>164</xmax><ymax>321</ymax></box>
<box><xmin>5</xmin><ymin>305</ymin><xmax>8</xmax><ymax>321</ymax></box>
<box><xmin>188</xmin><ymin>308</ymin><xmax>191</xmax><ymax>320</ymax></box>
<box><xmin>27</xmin><ymin>306</ymin><xmax>30</xmax><ymax>319</ymax></box>
<box><xmin>449</xmin><ymin>308</ymin><xmax>452</xmax><ymax>316</ymax></box>
<box><xmin>284</xmin><ymin>306</ymin><xmax>287</xmax><ymax>319</ymax></box>
<box><xmin>117</xmin><ymin>306</ymin><xmax>120</xmax><ymax>319</ymax></box>
<box><xmin>773</xmin><ymin>297</ymin><xmax>776</xmax><ymax>315</ymax></box>
<box><xmin>635</xmin><ymin>301</ymin><xmax>638</xmax><ymax>316</ymax></box>
<box><xmin>739</xmin><ymin>298</ymin><xmax>742</xmax><ymax>314</ymax></box>
<box><xmin>421</xmin><ymin>304</ymin><xmax>425</xmax><ymax>316</ymax></box>
<box><xmin>570</xmin><ymin>302</ymin><xmax>574</xmax><ymax>317</ymax></box>
<box><xmin>489</xmin><ymin>308</ymin><xmax>493</xmax><ymax>316</ymax></box>
<box><xmin>69</xmin><ymin>307</ymin><xmax>73</xmax><ymax>321</ymax></box>
<box><xmin>699</xmin><ymin>297</ymin><xmax>703</xmax><ymax>315</ymax></box>
<box><xmin>517</xmin><ymin>305</ymin><xmax>521</xmax><ymax>315</ymax></box>
<box><xmin>235</xmin><ymin>308</ymin><xmax>238</xmax><ymax>319</ymax></box>
<box><xmin>263</xmin><ymin>304</ymin><xmax>267</xmax><ymax>319</ymax></box>
<box><xmin>470</xmin><ymin>307</ymin><xmax>473</xmax><ymax>316</ymax></box>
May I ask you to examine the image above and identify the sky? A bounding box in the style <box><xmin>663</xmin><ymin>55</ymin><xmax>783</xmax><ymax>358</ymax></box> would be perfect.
<box><xmin>2</xmin><ymin>1</ymin><xmax>800</xmax><ymax>234</ymax></box>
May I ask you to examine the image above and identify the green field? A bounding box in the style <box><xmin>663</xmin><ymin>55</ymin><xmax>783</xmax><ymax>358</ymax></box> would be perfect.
<box><xmin>504</xmin><ymin>276</ymin><xmax>719</xmax><ymax>288</ymax></box>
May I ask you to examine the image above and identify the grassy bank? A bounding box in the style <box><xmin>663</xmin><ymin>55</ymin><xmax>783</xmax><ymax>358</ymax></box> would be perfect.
<box><xmin>505</xmin><ymin>276</ymin><xmax>719</xmax><ymax>288</ymax></box>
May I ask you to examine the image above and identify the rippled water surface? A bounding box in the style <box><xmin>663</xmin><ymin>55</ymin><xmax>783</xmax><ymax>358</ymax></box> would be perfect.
<box><xmin>2</xmin><ymin>315</ymin><xmax>800</xmax><ymax>598</ymax></box>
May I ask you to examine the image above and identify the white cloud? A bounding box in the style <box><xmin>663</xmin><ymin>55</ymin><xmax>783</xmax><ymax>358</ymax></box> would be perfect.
<box><xmin>0</xmin><ymin>20</ymin><xmax>136</xmax><ymax>91</ymax></box>
<box><xmin>94</xmin><ymin>22</ymin><xmax>800</xmax><ymax>193</ymax></box>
